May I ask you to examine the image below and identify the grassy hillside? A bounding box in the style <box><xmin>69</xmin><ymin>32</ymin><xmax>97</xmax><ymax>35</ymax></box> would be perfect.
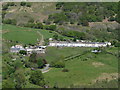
<box><xmin>2</xmin><ymin>24</ymin><xmax>72</xmax><ymax>45</ymax></box>
<box><xmin>43</xmin><ymin>47</ymin><xmax>118</xmax><ymax>88</ymax></box>
<box><xmin>3</xmin><ymin>2</ymin><xmax>58</xmax><ymax>25</ymax></box>
<box><xmin>2</xmin><ymin>24</ymin><xmax>41</xmax><ymax>45</ymax></box>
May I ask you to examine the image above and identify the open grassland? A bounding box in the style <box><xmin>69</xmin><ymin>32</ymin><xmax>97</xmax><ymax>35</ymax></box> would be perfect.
<box><xmin>43</xmin><ymin>47</ymin><xmax>118</xmax><ymax>88</ymax></box>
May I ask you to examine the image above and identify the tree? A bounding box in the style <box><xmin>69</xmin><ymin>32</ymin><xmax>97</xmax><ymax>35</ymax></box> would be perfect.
<box><xmin>26</xmin><ymin>3</ymin><xmax>32</xmax><ymax>7</ymax></box>
<box><xmin>51</xmin><ymin>60</ymin><xmax>65</xmax><ymax>68</ymax></box>
<box><xmin>13</xmin><ymin>60</ymin><xmax>23</xmax><ymax>70</ymax></box>
<box><xmin>53</xmin><ymin>34</ymin><xmax>58</xmax><ymax>40</ymax></box>
<box><xmin>7</xmin><ymin>2</ymin><xmax>15</xmax><ymax>6</ymax></box>
<box><xmin>2</xmin><ymin>4</ymin><xmax>9</xmax><ymax>10</ymax></box>
<box><xmin>20</xmin><ymin>2</ymin><xmax>26</xmax><ymax>6</ymax></box>
<box><xmin>3</xmin><ymin>19</ymin><xmax>17</xmax><ymax>25</ymax></box>
<box><xmin>37</xmin><ymin>58</ymin><xmax>44</xmax><ymax>68</ymax></box>
<box><xmin>19</xmin><ymin>50</ymin><xmax>27</xmax><ymax>55</ymax></box>
<box><xmin>29</xmin><ymin>70</ymin><xmax>45</xmax><ymax>87</ymax></box>
<box><xmin>29</xmin><ymin>52</ymin><xmax>37</xmax><ymax>63</ymax></box>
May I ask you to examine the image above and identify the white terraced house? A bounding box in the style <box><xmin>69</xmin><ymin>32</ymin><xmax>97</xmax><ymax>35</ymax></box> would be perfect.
<box><xmin>10</xmin><ymin>45</ymin><xmax>25</xmax><ymax>53</ymax></box>
<box><xmin>49</xmin><ymin>41</ymin><xmax>111</xmax><ymax>47</ymax></box>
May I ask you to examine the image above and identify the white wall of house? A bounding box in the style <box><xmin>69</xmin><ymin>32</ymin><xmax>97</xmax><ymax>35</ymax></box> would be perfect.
<box><xmin>49</xmin><ymin>42</ymin><xmax>111</xmax><ymax>47</ymax></box>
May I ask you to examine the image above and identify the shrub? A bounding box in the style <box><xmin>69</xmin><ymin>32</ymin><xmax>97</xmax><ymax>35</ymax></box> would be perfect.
<box><xmin>26</xmin><ymin>3</ymin><xmax>32</xmax><ymax>7</ymax></box>
<box><xmin>19</xmin><ymin>50</ymin><xmax>27</xmax><ymax>55</ymax></box>
<box><xmin>37</xmin><ymin>58</ymin><xmax>44</xmax><ymax>68</ymax></box>
<box><xmin>50</xmin><ymin>61</ymin><xmax>65</xmax><ymax>68</ymax></box>
<box><xmin>3</xmin><ymin>19</ymin><xmax>17</xmax><ymax>25</ymax></box>
<box><xmin>20</xmin><ymin>2</ymin><xmax>26</xmax><ymax>6</ymax></box>
<box><xmin>62</xmin><ymin>68</ymin><xmax>69</xmax><ymax>72</ymax></box>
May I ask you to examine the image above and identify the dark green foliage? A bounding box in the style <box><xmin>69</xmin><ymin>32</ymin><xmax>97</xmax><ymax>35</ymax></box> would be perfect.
<box><xmin>48</xmin><ymin>2</ymin><xmax>118</xmax><ymax>25</ymax></box>
<box><xmin>44</xmin><ymin>25</ymin><xmax>56</xmax><ymax>31</ymax></box>
<box><xmin>20</xmin><ymin>2</ymin><xmax>27</xmax><ymax>6</ymax></box>
<box><xmin>37</xmin><ymin>58</ymin><xmax>44</xmax><ymax>68</ymax></box>
<box><xmin>7</xmin><ymin>2</ymin><xmax>15</xmax><ymax>6</ymax></box>
<box><xmin>53</xmin><ymin>34</ymin><xmax>58</xmax><ymax>40</ymax></box>
<box><xmin>116</xmin><ymin>2</ymin><xmax>120</xmax><ymax>23</ymax></box>
<box><xmin>49</xmin><ymin>12</ymin><xmax>68</xmax><ymax>24</ymax></box>
<box><xmin>26</xmin><ymin>3</ymin><xmax>32</xmax><ymax>7</ymax></box>
<box><xmin>2</xmin><ymin>63</ymin><xmax>15</xmax><ymax>79</ymax></box>
<box><xmin>20</xmin><ymin>2</ymin><xmax>32</xmax><ymax>7</ymax></box>
<box><xmin>34</xmin><ymin>23</ymin><xmax>43</xmax><ymax>29</ymax></box>
<box><xmin>29</xmin><ymin>70</ymin><xmax>45</xmax><ymax>87</ymax></box>
<box><xmin>29</xmin><ymin>52</ymin><xmax>37</xmax><ymax>63</ymax></box>
<box><xmin>3</xmin><ymin>19</ymin><xmax>17</xmax><ymax>25</ymax></box>
<box><xmin>62</xmin><ymin>68</ymin><xmax>69</xmax><ymax>72</ymax></box>
<box><xmin>108</xmin><ymin>16</ymin><xmax>116</xmax><ymax>21</ymax></box>
<box><xmin>2</xmin><ymin>11</ymin><xmax>6</xmax><ymax>19</ymax></box>
<box><xmin>50</xmin><ymin>61</ymin><xmax>65</xmax><ymax>68</ymax></box>
<box><xmin>19</xmin><ymin>50</ymin><xmax>27</xmax><ymax>55</ymax></box>
<box><xmin>114</xmin><ymin>42</ymin><xmax>120</xmax><ymax>47</ymax></box>
<box><xmin>2</xmin><ymin>4</ymin><xmax>9</xmax><ymax>10</ymax></box>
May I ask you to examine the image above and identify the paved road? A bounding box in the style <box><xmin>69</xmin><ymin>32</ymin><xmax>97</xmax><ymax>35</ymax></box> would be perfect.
<box><xmin>41</xmin><ymin>64</ymin><xmax>50</xmax><ymax>73</ymax></box>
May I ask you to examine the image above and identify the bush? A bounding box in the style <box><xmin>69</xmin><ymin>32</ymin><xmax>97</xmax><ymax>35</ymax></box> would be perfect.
<box><xmin>37</xmin><ymin>58</ymin><xmax>44</xmax><ymax>68</ymax></box>
<box><xmin>7</xmin><ymin>2</ymin><xmax>15</xmax><ymax>6</ymax></box>
<box><xmin>50</xmin><ymin>61</ymin><xmax>65</xmax><ymax>68</ymax></box>
<box><xmin>20</xmin><ymin>2</ymin><xmax>26</xmax><ymax>6</ymax></box>
<box><xmin>26</xmin><ymin>3</ymin><xmax>32</xmax><ymax>7</ymax></box>
<box><xmin>19</xmin><ymin>50</ymin><xmax>27</xmax><ymax>55</ymax></box>
<box><xmin>2</xmin><ymin>4</ymin><xmax>9</xmax><ymax>10</ymax></box>
<box><xmin>62</xmin><ymin>68</ymin><xmax>69</xmax><ymax>72</ymax></box>
<box><xmin>3</xmin><ymin>19</ymin><xmax>17</xmax><ymax>25</ymax></box>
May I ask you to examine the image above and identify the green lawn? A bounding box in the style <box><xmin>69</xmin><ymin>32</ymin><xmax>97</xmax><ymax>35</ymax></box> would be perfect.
<box><xmin>43</xmin><ymin>47</ymin><xmax>118</xmax><ymax>88</ymax></box>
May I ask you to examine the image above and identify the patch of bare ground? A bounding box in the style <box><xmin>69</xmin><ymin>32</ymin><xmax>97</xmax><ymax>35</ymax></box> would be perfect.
<box><xmin>92</xmin><ymin>62</ymin><xmax>104</xmax><ymax>67</ymax></box>
<box><xmin>92</xmin><ymin>73</ymin><xmax>118</xmax><ymax>84</ymax></box>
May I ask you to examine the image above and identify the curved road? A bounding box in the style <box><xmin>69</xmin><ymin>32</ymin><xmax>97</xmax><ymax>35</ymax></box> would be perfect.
<box><xmin>41</xmin><ymin>64</ymin><xmax>50</xmax><ymax>73</ymax></box>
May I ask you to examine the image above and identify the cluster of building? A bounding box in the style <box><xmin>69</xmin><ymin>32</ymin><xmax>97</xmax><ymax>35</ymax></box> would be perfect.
<box><xmin>48</xmin><ymin>41</ymin><xmax>111</xmax><ymax>47</ymax></box>
<box><xmin>10</xmin><ymin>45</ymin><xmax>46</xmax><ymax>54</ymax></box>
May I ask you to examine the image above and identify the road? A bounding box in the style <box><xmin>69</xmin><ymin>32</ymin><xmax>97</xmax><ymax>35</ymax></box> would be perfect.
<box><xmin>37</xmin><ymin>31</ymin><xmax>44</xmax><ymax>45</ymax></box>
<box><xmin>41</xmin><ymin>64</ymin><xmax>50</xmax><ymax>73</ymax></box>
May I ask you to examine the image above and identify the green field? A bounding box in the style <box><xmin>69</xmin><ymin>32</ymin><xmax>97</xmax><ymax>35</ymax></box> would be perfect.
<box><xmin>2</xmin><ymin>24</ymin><xmax>41</xmax><ymax>45</ymax></box>
<box><xmin>44</xmin><ymin>47</ymin><xmax>93</xmax><ymax>63</ymax></box>
<box><xmin>2</xmin><ymin>24</ymin><xmax>72</xmax><ymax>45</ymax></box>
<box><xmin>43</xmin><ymin>47</ymin><xmax>118</xmax><ymax>88</ymax></box>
